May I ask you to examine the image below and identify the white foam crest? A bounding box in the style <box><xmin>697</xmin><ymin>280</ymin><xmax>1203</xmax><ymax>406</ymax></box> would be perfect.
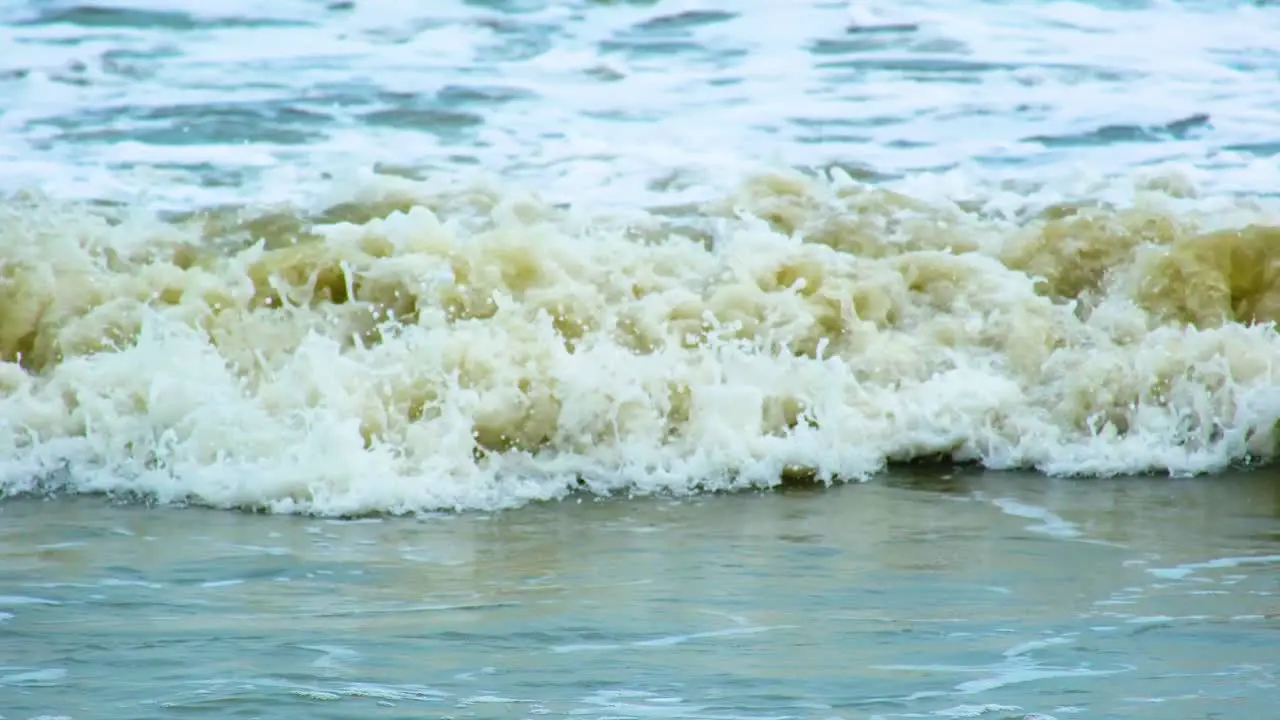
<box><xmin>877</xmin><ymin>660</ymin><xmax>1128</xmax><ymax>696</ymax></box>
<box><xmin>0</xmin><ymin>668</ymin><xmax>68</xmax><ymax>685</ymax></box>
<box><xmin>1147</xmin><ymin>554</ymin><xmax>1280</xmax><ymax>580</ymax></box>
<box><xmin>2</xmin><ymin>171</ymin><xmax>1278</xmax><ymax>514</ymax></box>
<box><xmin>930</xmin><ymin>705</ymin><xmax>1023</xmax><ymax>718</ymax></box>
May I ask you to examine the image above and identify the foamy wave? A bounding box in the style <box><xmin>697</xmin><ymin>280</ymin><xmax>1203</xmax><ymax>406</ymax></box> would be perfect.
<box><xmin>2</xmin><ymin>169</ymin><xmax>1277</xmax><ymax>514</ymax></box>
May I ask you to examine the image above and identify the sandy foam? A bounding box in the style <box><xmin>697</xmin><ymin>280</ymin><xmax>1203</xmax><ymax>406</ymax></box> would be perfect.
<box><xmin>1</xmin><ymin>169</ymin><xmax>1277</xmax><ymax>514</ymax></box>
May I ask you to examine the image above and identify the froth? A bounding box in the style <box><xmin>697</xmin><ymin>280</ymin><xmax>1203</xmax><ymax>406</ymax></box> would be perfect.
<box><xmin>2</xmin><ymin>170</ymin><xmax>1277</xmax><ymax>514</ymax></box>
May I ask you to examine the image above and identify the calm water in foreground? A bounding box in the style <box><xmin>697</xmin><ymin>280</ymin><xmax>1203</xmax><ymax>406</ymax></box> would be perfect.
<box><xmin>3</xmin><ymin>472</ymin><xmax>1277</xmax><ymax>719</ymax></box>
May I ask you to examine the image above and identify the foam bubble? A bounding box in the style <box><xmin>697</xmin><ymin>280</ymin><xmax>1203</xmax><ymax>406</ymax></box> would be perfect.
<box><xmin>1</xmin><ymin>170</ymin><xmax>1277</xmax><ymax>514</ymax></box>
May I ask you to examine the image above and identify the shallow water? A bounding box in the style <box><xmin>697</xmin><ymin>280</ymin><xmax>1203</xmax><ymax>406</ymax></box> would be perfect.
<box><xmin>3</xmin><ymin>471</ymin><xmax>1278</xmax><ymax>718</ymax></box>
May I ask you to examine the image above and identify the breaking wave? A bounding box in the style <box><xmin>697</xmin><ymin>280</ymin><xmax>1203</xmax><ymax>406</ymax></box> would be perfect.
<box><xmin>2</xmin><ymin>168</ymin><xmax>1277</xmax><ymax>514</ymax></box>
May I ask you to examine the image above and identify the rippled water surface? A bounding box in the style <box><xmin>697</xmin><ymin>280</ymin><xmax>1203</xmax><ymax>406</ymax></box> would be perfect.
<box><xmin>3</xmin><ymin>0</ymin><xmax>1280</xmax><ymax>206</ymax></box>
<box><xmin>3</xmin><ymin>1</ymin><xmax>1280</xmax><ymax>717</ymax></box>
<box><xmin>3</xmin><ymin>472</ymin><xmax>1278</xmax><ymax>719</ymax></box>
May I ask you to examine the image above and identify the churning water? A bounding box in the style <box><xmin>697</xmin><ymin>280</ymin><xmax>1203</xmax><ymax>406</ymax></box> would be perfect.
<box><xmin>0</xmin><ymin>0</ymin><xmax>1278</xmax><ymax>718</ymax></box>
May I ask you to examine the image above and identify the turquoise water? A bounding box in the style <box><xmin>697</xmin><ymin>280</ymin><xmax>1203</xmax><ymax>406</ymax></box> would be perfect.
<box><xmin>3</xmin><ymin>1</ymin><xmax>1280</xmax><ymax>718</ymax></box>
<box><xmin>3</xmin><ymin>472</ymin><xmax>1278</xmax><ymax>718</ymax></box>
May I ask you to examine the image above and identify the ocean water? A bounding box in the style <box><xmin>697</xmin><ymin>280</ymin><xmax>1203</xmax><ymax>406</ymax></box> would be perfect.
<box><xmin>1</xmin><ymin>0</ymin><xmax>1279</xmax><ymax>717</ymax></box>
<box><xmin>3</xmin><ymin>474</ymin><xmax>1279</xmax><ymax>719</ymax></box>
